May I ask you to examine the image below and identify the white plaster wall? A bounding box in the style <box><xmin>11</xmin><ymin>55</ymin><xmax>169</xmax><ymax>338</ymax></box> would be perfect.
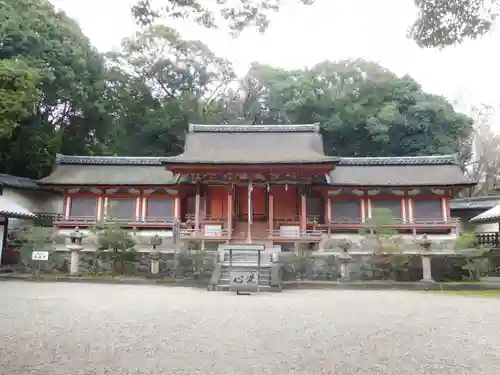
<box><xmin>453</xmin><ymin>212</ymin><xmax>498</xmax><ymax>233</ymax></box>
<box><xmin>473</xmin><ymin>222</ymin><xmax>498</xmax><ymax>233</ymax></box>
<box><xmin>3</xmin><ymin>187</ymin><xmax>63</xmax><ymax>230</ymax></box>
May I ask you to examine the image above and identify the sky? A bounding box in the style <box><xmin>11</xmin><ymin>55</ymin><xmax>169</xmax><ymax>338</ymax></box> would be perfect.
<box><xmin>52</xmin><ymin>0</ymin><xmax>500</xmax><ymax>120</ymax></box>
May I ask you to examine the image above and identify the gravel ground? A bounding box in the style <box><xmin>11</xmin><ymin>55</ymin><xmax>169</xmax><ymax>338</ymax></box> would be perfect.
<box><xmin>1</xmin><ymin>282</ymin><xmax>500</xmax><ymax>375</ymax></box>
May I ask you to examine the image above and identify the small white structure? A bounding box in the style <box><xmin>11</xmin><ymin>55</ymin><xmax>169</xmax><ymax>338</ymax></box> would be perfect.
<box><xmin>470</xmin><ymin>204</ymin><xmax>500</xmax><ymax>224</ymax></box>
<box><xmin>451</xmin><ymin>195</ymin><xmax>500</xmax><ymax>233</ymax></box>
<box><xmin>0</xmin><ymin>173</ymin><xmax>62</xmax><ymax>265</ymax></box>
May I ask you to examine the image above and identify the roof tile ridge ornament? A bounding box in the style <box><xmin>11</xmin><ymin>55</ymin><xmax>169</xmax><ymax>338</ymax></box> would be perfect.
<box><xmin>339</xmin><ymin>154</ymin><xmax>457</xmax><ymax>166</ymax></box>
<box><xmin>188</xmin><ymin>123</ymin><xmax>320</xmax><ymax>133</ymax></box>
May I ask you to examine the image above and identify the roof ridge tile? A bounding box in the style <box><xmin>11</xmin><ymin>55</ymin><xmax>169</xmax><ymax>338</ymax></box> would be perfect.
<box><xmin>55</xmin><ymin>154</ymin><xmax>165</xmax><ymax>165</ymax></box>
<box><xmin>188</xmin><ymin>123</ymin><xmax>320</xmax><ymax>133</ymax></box>
<box><xmin>339</xmin><ymin>154</ymin><xmax>458</xmax><ymax>166</ymax></box>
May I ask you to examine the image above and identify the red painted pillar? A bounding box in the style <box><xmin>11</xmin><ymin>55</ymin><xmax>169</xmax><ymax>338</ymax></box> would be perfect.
<box><xmin>268</xmin><ymin>188</ymin><xmax>274</xmax><ymax>236</ymax></box>
<box><xmin>300</xmin><ymin>193</ymin><xmax>307</xmax><ymax>232</ymax></box>
<box><xmin>194</xmin><ymin>185</ymin><xmax>200</xmax><ymax>231</ymax></box>
<box><xmin>227</xmin><ymin>188</ymin><xmax>233</xmax><ymax>237</ymax></box>
<box><xmin>247</xmin><ymin>181</ymin><xmax>252</xmax><ymax>243</ymax></box>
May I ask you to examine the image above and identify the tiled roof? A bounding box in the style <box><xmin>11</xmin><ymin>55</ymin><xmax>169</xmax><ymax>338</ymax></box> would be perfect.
<box><xmin>338</xmin><ymin>155</ymin><xmax>458</xmax><ymax>166</ymax></box>
<box><xmin>0</xmin><ymin>196</ymin><xmax>35</xmax><ymax>218</ymax></box>
<box><xmin>0</xmin><ymin>173</ymin><xmax>40</xmax><ymax>190</ymax></box>
<box><xmin>329</xmin><ymin>155</ymin><xmax>474</xmax><ymax>187</ymax></box>
<box><xmin>55</xmin><ymin>154</ymin><xmax>164</xmax><ymax>165</ymax></box>
<box><xmin>470</xmin><ymin>204</ymin><xmax>500</xmax><ymax>222</ymax></box>
<box><xmin>188</xmin><ymin>123</ymin><xmax>320</xmax><ymax>133</ymax></box>
<box><xmin>451</xmin><ymin>196</ymin><xmax>500</xmax><ymax>210</ymax></box>
<box><xmin>165</xmin><ymin>123</ymin><xmax>337</xmax><ymax>164</ymax></box>
<box><xmin>38</xmin><ymin>164</ymin><xmax>178</xmax><ymax>186</ymax></box>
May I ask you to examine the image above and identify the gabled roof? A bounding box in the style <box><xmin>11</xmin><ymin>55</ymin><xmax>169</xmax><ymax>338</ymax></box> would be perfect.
<box><xmin>0</xmin><ymin>195</ymin><xmax>35</xmax><ymax>218</ymax></box>
<box><xmin>329</xmin><ymin>155</ymin><xmax>474</xmax><ymax>187</ymax></box>
<box><xmin>0</xmin><ymin>173</ymin><xmax>41</xmax><ymax>190</ymax></box>
<box><xmin>38</xmin><ymin>154</ymin><xmax>178</xmax><ymax>186</ymax></box>
<box><xmin>451</xmin><ymin>195</ymin><xmax>500</xmax><ymax>210</ymax></box>
<box><xmin>163</xmin><ymin>123</ymin><xmax>339</xmax><ymax>165</ymax></box>
<box><xmin>470</xmin><ymin>204</ymin><xmax>500</xmax><ymax>223</ymax></box>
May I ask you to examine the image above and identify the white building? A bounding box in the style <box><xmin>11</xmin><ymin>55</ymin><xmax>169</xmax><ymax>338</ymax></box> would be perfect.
<box><xmin>0</xmin><ymin>174</ymin><xmax>63</xmax><ymax>264</ymax></box>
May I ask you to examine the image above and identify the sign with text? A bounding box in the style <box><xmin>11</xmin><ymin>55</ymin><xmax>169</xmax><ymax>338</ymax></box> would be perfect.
<box><xmin>32</xmin><ymin>251</ymin><xmax>49</xmax><ymax>261</ymax></box>
<box><xmin>230</xmin><ymin>270</ymin><xmax>258</xmax><ymax>286</ymax></box>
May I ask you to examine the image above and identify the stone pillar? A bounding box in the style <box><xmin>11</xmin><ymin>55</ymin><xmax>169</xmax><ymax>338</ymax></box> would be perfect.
<box><xmin>338</xmin><ymin>253</ymin><xmax>352</xmax><ymax>281</ymax></box>
<box><xmin>150</xmin><ymin>259</ymin><xmax>160</xmax><ymax>275</ymax></box>
<box><xmin>67</xmin><ymin>245</ymin><xmax>83</xmax><ymax>275</ymax></box>
<box><xmin>420</xmin><ymin>255</ymin><xmax>434</xmax><ymax>283</ymax></box>
<box><xmin>340</xmin><ymin>262</ymin><xmax>349</xmax><ymax>280</ymax></box>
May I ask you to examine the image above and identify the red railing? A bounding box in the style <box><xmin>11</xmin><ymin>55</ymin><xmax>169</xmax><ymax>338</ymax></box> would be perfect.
<box><xmin>326</xmin><ymin>217</ymin><xmax>459</xmax><ymax>228</ymax></box>
<box><xmin>179</xmin><ymin>228</ymin><xmax>231</xmax><ymax>238</ymax></box>
<box><xmin>184</xmin><ymin>214</ymin><xmax>227</xmax><ymax>222</ymax></box>
<box><xmin>54</xmin><ymin>215</ymin><xmax>176</xmax><ymax>227</ymax></box>
<box><xmin>268</xmin><ymin>229</ymin><xmax>326</xmax><ymax>240</ymax></box>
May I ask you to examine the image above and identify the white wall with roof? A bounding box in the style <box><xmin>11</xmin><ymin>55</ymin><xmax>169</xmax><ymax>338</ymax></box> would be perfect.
<box><xmin>2</xmin><ymin>187</ymin><xmax>63</xmax><ymax>230</ymax></box>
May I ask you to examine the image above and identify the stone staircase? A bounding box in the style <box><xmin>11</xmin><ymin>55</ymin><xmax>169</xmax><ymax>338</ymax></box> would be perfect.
<box><xmin>209</xmin><ymin>246</ymin><xmax>282</xmax><ymax>292</ymax></box>
<box><xmin>232</xmin><ymin>221</ymin><xmax>270</xmax><ymax>240</ymax></box>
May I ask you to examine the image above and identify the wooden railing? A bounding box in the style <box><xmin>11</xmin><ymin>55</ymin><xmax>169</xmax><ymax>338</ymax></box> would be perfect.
<box><xmin>54</xmin><ymin>215</ymin><xmax>177</xmax><ymax>226</ymax></box>
<box><xmin>268</xmin><ymin>229</ymin><xmax>326</xmax><ymax>240</ymax></box>
<box><xmin>326</xmin><ymin>217</ymin><xmax>460</xmax><ymax>228</ymax></box>
<box><xmin>179</xmin><ymin>229</ymin><xmax>231</xmax><ymax>238</ymax></box>
<box><xmin>184</xmin><ymin>214</ymin><xmax>227</xmax><ymax>222</ymax></box>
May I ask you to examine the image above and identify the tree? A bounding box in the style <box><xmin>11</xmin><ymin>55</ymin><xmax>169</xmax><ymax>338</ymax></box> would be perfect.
<box><xmin>409</xmin><ymin>0</ymin><xmax>498</xmax><ymax>48</ymax></box>
<box><xmin>0</xmin><ymin>59</ymin><xmax>40</xmax><ymax>139</ymax></box>
<box><xmin>455</xmin><ymin>232</ymin><xmax>491</xmax><ymax>280</ymax></box>
<box><xmin>359</xmin><ymin>208</ymin><xmax>409</xmax><ymax>280</ymax></box>
<box><xmin>232</xmin><ymin>60</ymin><xmax>473</xmax><ymax>159</ymax></box>
<box><xmin>131</xmin><ymin>0</ymin><xmax>499</xmax><ymax>47</ymax></box>
<box><xmin>94</xmin><ymin>223</ymin><xmax>137</xmax><ymax>276</ymax></box>
<box><xmin>464</xmin><ymin>103</ymin><xmax>500</xmax><ymax>196</ymax></box>
<box><xmin>0</xmin><ymin>0</ymin><xmax>111</xmax><ymax>178</ymax></box>
<box><xmin>132</xmin><ymin>0</ymin><xmax>315</xmax><ymax>36</ymax></box>
<box><xmin>104</xmin><ymin>25</ymin><xmax>235</xmax><ymax>156</ymax></box>
<box><xmin>15</xmin><ymin>225</ymin><xmax>56</xmax><ymax>276</ymax></box>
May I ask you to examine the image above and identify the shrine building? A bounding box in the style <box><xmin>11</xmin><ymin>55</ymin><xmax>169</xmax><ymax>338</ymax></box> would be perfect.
<box><xmin>38</xmin><ymin>123</ymin><xmax>474</xmax><ymax>251</ymax></box>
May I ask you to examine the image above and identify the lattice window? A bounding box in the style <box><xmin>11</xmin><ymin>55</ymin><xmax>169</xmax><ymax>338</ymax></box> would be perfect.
<box><xmin>107</xmin><ymin>198</ymin><xmax>135</xmax><ymax>219</ymax></box>
<box><xmin>146</xmin><ymin>198</ymin><xmax>173</xmax><ymax>218</ymax></box>
<box><xmin>371</xmin><ymin>199</ymin><xmax>401</xmax><ymax>218</ymax></box>
<box><xmin>413</xmin><ymin>199</ymin><xmax>442</xmax><ymax>220</ymax></box>
<box><xmin>69</xmin><ymin>197</ymin><xmax>97</xmax><ymax>218</ymax></box>
<box><xmin>331</xmin><ymin>199</ymin><xmax>361</xmax><ymax>221</ymax></box>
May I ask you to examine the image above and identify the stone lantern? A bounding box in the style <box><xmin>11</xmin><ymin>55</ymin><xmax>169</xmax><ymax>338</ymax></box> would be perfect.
<box><xmin>150</xmin><ymin>235</ymin><xmax>163</xmax><ymax>275</ymax></box>
<box><xmin>337</xmin><ymin>239</ymin><xmax>353</xmax><ymax>281</ymax></box>
<box><xmin>67</xmin><ymin>227</ymin><xmax>84</xmax><ymax>275</ymax></box>
<box><xmin>416</xmin><ymin>234</ymin><xmax>434</xmax><ymax>283</ymax></box>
